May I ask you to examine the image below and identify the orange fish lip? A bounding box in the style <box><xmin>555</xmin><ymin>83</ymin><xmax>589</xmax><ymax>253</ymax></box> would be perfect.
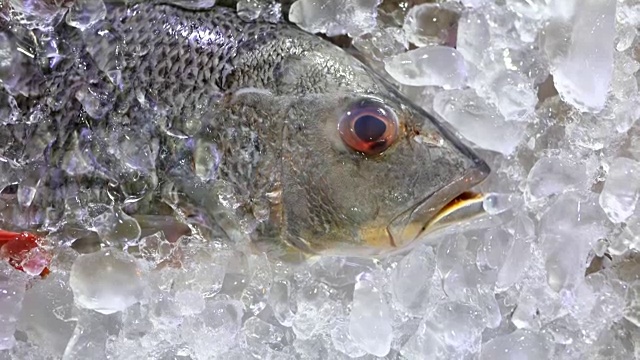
<box><xmin>421</xmin><ymin>191</ymin><xmax>485</xmax><ymax>231</ymax></box>
<box><xmin>385</xmin><ymin>190</ymin><xmax>487</xmax><ymax>253</ymax></box>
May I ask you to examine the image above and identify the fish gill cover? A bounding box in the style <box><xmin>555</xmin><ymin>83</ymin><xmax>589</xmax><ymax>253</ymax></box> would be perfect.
<box><xmin>0</xmin><ymin>0</ymin><xmax>639</xmax><ymax>359</ymax></box>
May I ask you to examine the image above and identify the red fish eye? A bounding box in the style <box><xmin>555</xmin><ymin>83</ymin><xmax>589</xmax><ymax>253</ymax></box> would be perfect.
<box><xmin>338</xmin><ymin>100</ymin><xmax>399</xmax><ymax>156</ymax></box>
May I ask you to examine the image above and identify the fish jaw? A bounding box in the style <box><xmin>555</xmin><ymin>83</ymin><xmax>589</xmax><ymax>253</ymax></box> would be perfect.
<box><xmin>385</xmin><ymin>159</ymin><xmax>490</xmax><ymax>253</ymax></box>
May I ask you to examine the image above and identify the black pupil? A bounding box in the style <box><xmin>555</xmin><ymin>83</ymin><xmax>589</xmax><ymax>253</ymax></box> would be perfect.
<box><xmin>353</xmin><ymin>115</ymin><xmax>387</xmax><ymax>142</ymax></box>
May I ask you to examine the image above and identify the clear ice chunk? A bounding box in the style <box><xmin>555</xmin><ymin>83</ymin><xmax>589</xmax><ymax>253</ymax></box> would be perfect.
<box><xmin>526</xmin><ymin>156</ymin><xmax>588</xmax><ymax>200</ymax></box>
<box><xmin>402</xmin><ymin>3</ymin><xmax>460</xmax><ymax>47</ymax></box>
<box><xmin>65</xmin><ymin>0</ymin><xmax>107</xmax><ymax>31</ymax></box>
<box><xmin>69</xmin><ymin>249</ymin><xmax>146</xmax><ymax>314</ymax></box>
<box><xmin>92</xmin><ymin>208</ymin><xmax>141</xmax><ymax>247</ymax></box>
<box><xmin>348</xmin><ymin>272</ymin><xmax>392</xmax><ymax>357</ymax></box>
<box><xmin>489</xmin><ymin>70</ymin><xmax>537</xmax><ymax>120</ymax></box>
<box><xmin>194</xmin><ymin>140</ymin><xmax>221</xmax><ymax>182</ymax></box>
<box><xmin>540</xmin><ymin>192</ymin><xmax>608</xmax><ymax>291</ymax></box>
<box><xmin>74</xmin><ymin>83</ymin><xmax>114</xmax><ymax>120</ymax></box>
<box><xmin>495</xmin><ymin>214</ymin><xmax>534</xmax><ymax>291</ymax></box>
<box><xmin>289</xmin><ymin>0</ymin><xmax>381</xmax><ymax>37</ymax></box>
<box><xmin>403</xmin><ymin>302</ymin><xmax>485</xmax><ymax>358</ymax></box>
<box><xmin>158</xmin><ymin>0</ymin><xmax>217</xmax><ymax>10</ymax></box>
<box><xmin>19</xmin><ymin>247</ymin><xmax>51</xmax><ymax>276</ymax></box>
<box><xmin>237</xmin><ymin>0</ymin><xmax>281</xmax><ymax>23</ymax></box>
<box><xmin>0</xmin><ymin>264</ymin><xmax>28</xmax><ymax>350</ymax></box>
<box><xmin>479</xmin><ymin>330</ymin><xmax>551</xmax><ymax>360</ymax></box>
<box><xmin>197</xmin><ymin>299</ymin><xmax>244</xmax><ymax>353</ymax></box>
<box><xmin>330</xmin><ymin>320</ymin><xmax>366</xmax><ymax>358</ymax></box>
<box><xmin>8</xmin><ymin>0</ymin><xmax>65</xmax><ymax>30</ymax></box>
<box><xmin>482</xmin><ymin>193</ymin><xmax>520</xmax><ymax>215</ymax></box>
<box><xmin>392</xmin><ymin>244</ymin><xmax>436</xmax><ymax>315</ymax></box>
<box><xmin>384</xmin><ymin>46</ymin><xmax>468</xmax><ymax>88</ymax></box>
<box><xmin>460</xmin><ymin>0</ymin><xmax>488</xmax><ymax>7</ymax></box>
<box><xmin>174</xmin><ymin>290</ymin><xmax>206</xmax><ymax>316</ymax></box>
<box><xmin>433</xmin><ymin>89</ymin><xmax>526</xmax><ymax>155</ymax></box>
<box><xmin>243</xmin><ymin>316</ymin><xmax>285</xmax><ymax>358</ymax></box>
<box><xmin>456</xmin><ymin>10</ymin><xmax>490</xmax><ymax>65</ymax></box>
<box><xmin>599</xmin><ymin>157</ymin><xmax>640</xmax><ymax>223</ymax></box>
<box><xmin>17</xmin><ymin>271</ymin><xmax>75</xmax><ymax>357</ymax></box>
<box><xmin>624</xmin><ymin>280</ymin><xmax>640</xmax><ymax>327</ymax></box>
<box><xmin>268</xmin><ymin>279</ymin><xmax>295</xmax><ymax>327</ymax></box>
<box><xmin>544</xmin><ymin>0</ymin><xmax>616</xmax><ymax>112</ymax></box>
<box><xmin>62</xmin><ymin>310</ymin><xmax>120</xmax><ymax>359</ymax></box>
<box><xmin>506</xmin><ymin>0</ymin><xmax>554</xmax><ymax>21</ymax></box>
<box><xmin>352</xmin><ymin>27</ymin><xmax>408</xmax><ymax>63</ymax></box>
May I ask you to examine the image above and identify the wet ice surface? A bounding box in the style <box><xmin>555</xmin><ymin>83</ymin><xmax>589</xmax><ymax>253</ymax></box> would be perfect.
<box><xmin>2</xmin><ymin>0</ymin><xmax>640</xmax><ymax>359</ymax></box>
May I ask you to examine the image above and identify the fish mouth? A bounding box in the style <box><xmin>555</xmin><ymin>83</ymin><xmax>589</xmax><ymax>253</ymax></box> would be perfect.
<box><xmin>382</xmin><ymin>165</ymin><xmax>490</xmax><ymax>255</ymax></box>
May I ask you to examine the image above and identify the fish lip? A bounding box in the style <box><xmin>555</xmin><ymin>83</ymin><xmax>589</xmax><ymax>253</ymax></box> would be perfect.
<box><xmin>385</xmin><ymin>160</ymin><xmax>491</xmax><ymax>253</ymax></box>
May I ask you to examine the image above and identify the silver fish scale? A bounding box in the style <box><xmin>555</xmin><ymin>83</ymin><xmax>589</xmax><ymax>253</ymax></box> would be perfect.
<box><xmin>0</xmin><ymin>4</ymin><xmax>294</xmax><ymax>230</ymax></box>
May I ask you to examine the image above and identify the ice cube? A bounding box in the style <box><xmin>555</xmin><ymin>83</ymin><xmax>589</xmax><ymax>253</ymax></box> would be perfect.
<box><xmin>240</xmin><ymin>254</ymin><xmax>272</xmax><ymax>315</ymax></box>
<box><xmin>17</xmin><ymin>271</ymin><xmax>75</xmax><ymax>357</ymax></box>
<box><xmin>268</xmin><ymin>279</ymin><xmax>295</xmax><ymax>327</ymax></box>
<box><xmin>476</xmin><ymin>227</ymin><xmax>512</xmax><ymax>272</ymax></box>
<box><xmin>69</xmin><ymin>249</ymin><xmax>146</xmax><ymax>315</ymax></box>
<box><xmin>237</xmin><ymin>0</ymin><xmax>281</xmax><ymax>23</ymax></box>
<box><xmin>352</xmin><ymin>27</ymin><xmax>408</xmax><ymax>63</ymax></box>
<box><xmin>482</xmin><ymin>193</ymin><xmax>521</xmax><ymax>215</ymax></box>
<box><xmin>456</xmin><ymin>10</ymin><xmax>490</xmax><ymax>65</ymax></box>
<box><xmin>384</xmin><ymin>46</ymin><xmax>468</xmax><ymax>88</ymax></box>
<box><xmin>425</xmin><ymin>302</ymin><xmax>485</xmax><ymax>356</ymax></box>
<box><xmin>330</xmin><ymin>320</ymin><xmax>366</xmax><ymax>358</ymax></box>
<box><xmin>19</xmin><ymin>247</ymin><xmax>51</xmax><ymax>276</ymax></box>
<box><xmin>480</xmin><ymin>329</ymin><xmax>552</xmax><ymax>360</ymax></box>
<box><xmin>0</xmin><ymin>264</ymin><xmax>28</xmax><ymax>350</ymax></box>
<box><xmin>599</xmin><ymin>157</ymin><xmax>640</xmax><ymax>223</ymax></box>
<box><xmin>544</xmin><ymin>0</ymin><xmax>616</xmax><ymax>112</ymax></box>
<box><xmin>65</xmin><ymin>0</ymin><xmax>107</xmax><ymax>31</ymax></box>
<box><xmin>391</xmin><ymin>244</ymin><xmax>436</xmax><ymax>315</ymax></box>
<box><xmin>17</xmin><ymin>182</ymin><xmax>38</xmax><ymax>208</ymax></box>
<box><xmin>526</xmin><ymin>156</ymin><xmax>588</xmax><ymax>200</ymax></box>
<box><xmin>616</xmin><ymin>26</ymin><xmax>636</xmax><ymax>52</ymax></box>
<box><xmin>289</xmin><ymin>0</ymin><xmax>381</xmax><ymax>37</ymax></box>
<box><xmin>194</xmin><ymin>140</ymin><xmax>221</xmax><ymax>182</ymax></box>
<box><xmin>92</xmin><ymin>208</ymin><xmax>141</xmax><ymax>247</ymax></box>
<box><xmin>292</xmin><ymin>281</ymin><xmax>334</xmax><ymax>339</ymax></box>
<box><xmin>348</xmin><ymin>272</ymin><xmax>392</xmax><ymax>357</ymax></box>
<box><xmin>460</xmin><ymin>0</ymin><xmax>488</xmax><ymax>7</ymax></box>
<box><xmin>197</xmin><ymin>299</ymin><xmax>244</xmax><ymax>352</ymax></box>
<box><xmin>433</xmin><ymin>89</ymin><xmax>527</xmax><ymax>155</ymax></box>
<box><xmin>74</xmin><ymin>83</ymin><xmax>114</xmax><ymax>120</ymax></box>
<box><xmin>496</xmin><ymin>214</ymin><xmax>534</xmax><ymax>291</ymax></box>
<box><xmin>8</xmin><ymin>0</ymin><xmax>65</xmax><ymax>29</ymax></box>
<box><xmin>540</xmin><ymin>192</ymin><xmax>608</xmax><ymax>291</ymax></box>
<box><xmin>489</xmin><ymin>70</ymin><xmax>537</xmax><ymax>120</ymax></box>
<box><xmin>174</xmin><ymin>290</ymin><xmax>205</xmax><ymax>316</ymax></box>
<box><xmin>624</xmin><ymin>280</ymin><xmax>640</xmax><ymax>327</ymax></box>
<box><xmin>243</xmin><ymin>317</ymin><xmax>285</xmax><ymax>357</ymax></box>
<box><xmin>402</xmin><ymin>3</ymin><xmax>460</xmax><ymax>47</ymax></box>
<box><xmin>159</xmin><ymin>0</ymin><xmax>217</xmax><ymax>10</ymax></box>
<box><xmin>506</xmin><ymin>0</ymin><xmax>554</xmax><ymax>20</ymax></box>
<box><xmin>62</xmin><ymin>309</ymin><xmax>121</xmax><ymax>359</ymax></box>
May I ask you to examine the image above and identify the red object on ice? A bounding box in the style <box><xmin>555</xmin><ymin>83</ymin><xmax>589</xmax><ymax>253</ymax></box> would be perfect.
<box><xmin>0</xmin><ymin>229</ymin><xmax>51</xmax><ymax>277</ymax></box>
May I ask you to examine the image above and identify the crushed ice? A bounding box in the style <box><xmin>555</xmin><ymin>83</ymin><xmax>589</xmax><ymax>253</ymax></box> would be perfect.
<box><xmin>2</xmin><ymin>0</ymin><xmax>640</xmax><ymax>359</ymax></box>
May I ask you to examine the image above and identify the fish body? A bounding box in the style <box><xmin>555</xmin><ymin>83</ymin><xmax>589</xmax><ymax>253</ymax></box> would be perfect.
<box><xmin>1</xmin><ymin>2</ymin><xmax>489</xmax><ymax>258</ymax></box>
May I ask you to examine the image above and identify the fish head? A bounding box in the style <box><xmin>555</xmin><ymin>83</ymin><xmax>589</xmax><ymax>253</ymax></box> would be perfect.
<box><xmin>264</xmin><ymin>46</ymin><xmax>490</xmax><ymax>258</ymax></box>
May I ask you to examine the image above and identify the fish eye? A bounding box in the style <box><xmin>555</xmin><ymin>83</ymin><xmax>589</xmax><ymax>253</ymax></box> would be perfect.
<box><xmin>338</xmin><ymin>99</ymin><xmax>399</xmax><ymax>156</ymax></box>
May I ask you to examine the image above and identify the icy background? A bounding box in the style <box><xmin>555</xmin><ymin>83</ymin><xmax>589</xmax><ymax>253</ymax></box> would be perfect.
<box><xmin>2</xmin><ymin>0</ymin><xmax>640</xmax><ymax>359</ymax></box>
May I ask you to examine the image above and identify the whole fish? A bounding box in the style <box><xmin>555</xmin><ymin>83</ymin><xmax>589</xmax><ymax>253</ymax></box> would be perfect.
<box><xmin>0</xmin><ymin>1</ymin><xmax>490</xmax><ymax>260</ymax></box>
